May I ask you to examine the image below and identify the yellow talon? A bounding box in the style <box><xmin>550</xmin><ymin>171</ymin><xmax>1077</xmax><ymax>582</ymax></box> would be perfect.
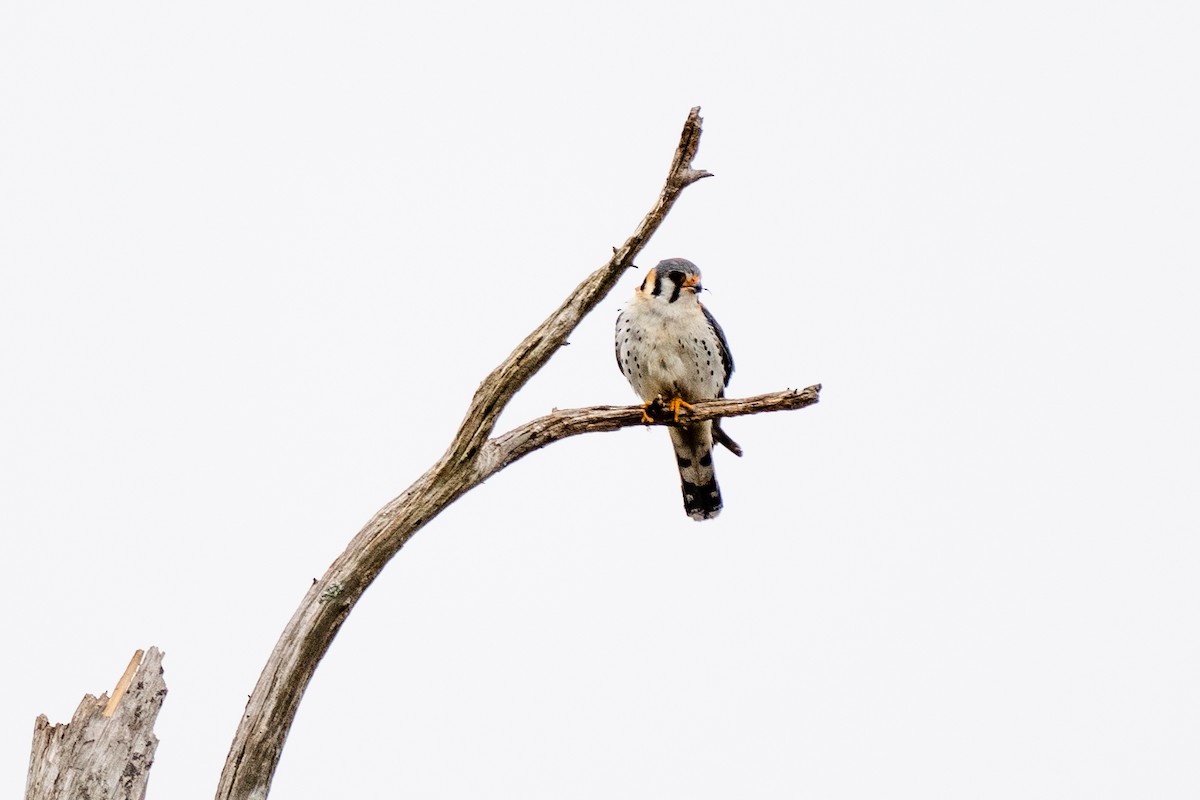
<box><xmin>638</xmin><ymin>397</ymin><xmax>694</xmax><ymax>424</ymax></box>
<box><xmin>667</xmin><ymin>397</ymin><xmax>694</xmax><ymax>422</ymax></box>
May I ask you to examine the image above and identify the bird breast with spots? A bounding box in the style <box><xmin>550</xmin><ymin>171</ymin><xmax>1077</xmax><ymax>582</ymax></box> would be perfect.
<box><xmin>616</xmin><ymin>296</ymin><xmax>727</xmax><ymax>403</ymax></box>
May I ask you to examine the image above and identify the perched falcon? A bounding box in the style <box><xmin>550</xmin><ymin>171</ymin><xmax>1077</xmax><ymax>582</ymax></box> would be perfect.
<box><xmin>615</xmin><ymin>258</ymin><xmax>740</xmax><ymax>521</ymax></box>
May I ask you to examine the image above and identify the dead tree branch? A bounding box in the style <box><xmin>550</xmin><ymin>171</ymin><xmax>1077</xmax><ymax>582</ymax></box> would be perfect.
<box><xmin>478</xmin><ymin>386</ymin><xmax>822</xmax><ymax>478</ymax></box>
<box><xmin>215</xmin><ymin>107</ymin><xmax>819</xmax><ymax>800</ymax></box>
<box><xmin>26</xmin><ymin>648</ymin><xmax>166</xmax><ymax>800</ymax></box>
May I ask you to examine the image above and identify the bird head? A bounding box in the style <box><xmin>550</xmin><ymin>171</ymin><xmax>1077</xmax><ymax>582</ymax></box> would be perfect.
<box><xmin>637</xmin><ymin>258</ymin><xmax>703</xmax><ymax>304</ymax></box>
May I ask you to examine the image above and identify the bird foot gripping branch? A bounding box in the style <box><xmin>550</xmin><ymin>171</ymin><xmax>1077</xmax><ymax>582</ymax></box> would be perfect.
<box><xmin>638</xmin><ymin>396</ymin><xmax>695</xmax><ymax>425</ymax></box>
<box><xmin>666</xmin><ymin>397</ymin><xmax>695</xmax><ymax>421</ymax></box>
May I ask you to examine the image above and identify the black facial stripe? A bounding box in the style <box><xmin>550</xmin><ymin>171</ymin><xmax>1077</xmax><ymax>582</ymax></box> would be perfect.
<box><xmin>651</xmin><ymin>270</ymin><xmax>663</xmax><ymax>297</ymax></box>
<box><xmin>668</xmin><ymin>283</ymin><xmax>682</xmax><ymax>303</ymax></box>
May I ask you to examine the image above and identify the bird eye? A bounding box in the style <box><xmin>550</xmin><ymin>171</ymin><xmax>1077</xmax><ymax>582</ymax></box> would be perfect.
<box><xmin>668</xmin><ymin>270</ymin><xmax>685</xmax><ymax>284</ymax></box>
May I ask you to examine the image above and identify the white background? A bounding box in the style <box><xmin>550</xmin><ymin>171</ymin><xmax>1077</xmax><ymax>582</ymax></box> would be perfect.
<box><xmin>3</xmin><ymin>2</ymin><xmax>1198</xmax><ymax>798</ymax></box>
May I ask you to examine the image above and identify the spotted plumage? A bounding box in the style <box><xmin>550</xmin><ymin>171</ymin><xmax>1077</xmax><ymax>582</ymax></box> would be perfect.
<box><xmin>614</xmin><ymin>258</ymin><xmax>739</xmax><ymax>521</ymax></box>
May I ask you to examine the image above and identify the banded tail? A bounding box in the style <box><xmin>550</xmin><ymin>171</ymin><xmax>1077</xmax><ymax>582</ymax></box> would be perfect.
<box><xmin>670</xmin><ymin>422</ymin><xmax>722</xmax><ymax>521</ymax></box>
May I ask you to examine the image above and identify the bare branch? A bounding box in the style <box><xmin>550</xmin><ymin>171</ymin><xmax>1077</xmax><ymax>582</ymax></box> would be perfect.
<box><xmin>445</xmin><ymin>106</ymin><xmax>713</xmax><ymax>465</ymax></box>
<box><xmin>477</xmin><ymin>385</ymin><xmax>822</xmax><ymax>479</ymax></box>
<box><xmin>215</xmin><ymin>107</ymin><xmax>724</xmax><ymax>800</ymax></box>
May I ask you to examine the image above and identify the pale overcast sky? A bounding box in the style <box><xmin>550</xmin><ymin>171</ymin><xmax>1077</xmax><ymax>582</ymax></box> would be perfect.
<box><xmin>3</xmin><ymin>2</ymin><xmax>1199</xmax><ymax>798</ymax></box>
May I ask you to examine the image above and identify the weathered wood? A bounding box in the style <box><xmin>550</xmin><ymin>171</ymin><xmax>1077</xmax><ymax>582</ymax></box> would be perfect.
<box><xmin>215</xmin><ymin>107</ymin><xmax>822</xmax><ymax>800</ymax></box>
<box><xmin>26</xmin><ymin>648</ymin><xmax>167</xmax><ymax>800</ymax></box>
<box><xmin>478</xmin><ymin>386</ymin><xmax>823</xmax><ymax>477</ymax></box>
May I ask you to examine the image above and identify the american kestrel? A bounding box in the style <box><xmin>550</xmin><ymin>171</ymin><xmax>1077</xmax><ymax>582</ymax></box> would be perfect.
<box><xmin>615</xmin><ymin>258</ymin><xmax>739</xmax><ymax>521</ymax></box>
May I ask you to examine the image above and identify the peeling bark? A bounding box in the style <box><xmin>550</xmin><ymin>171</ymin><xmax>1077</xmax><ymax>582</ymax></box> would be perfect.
<box><xmin>26</xmin><ymin>648</ymin><xmax>167</xmax><ymax>800</ymax></box>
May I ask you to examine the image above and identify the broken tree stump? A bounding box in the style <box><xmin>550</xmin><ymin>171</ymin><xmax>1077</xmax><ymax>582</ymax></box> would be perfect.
<box><xmin>25</xmin><ymin>647</ymin><xmax>167</xmax><ymax>800</ymax></box>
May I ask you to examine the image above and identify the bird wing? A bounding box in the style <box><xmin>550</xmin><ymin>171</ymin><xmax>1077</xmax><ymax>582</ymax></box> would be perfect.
<box><xmin>613</xmin><ymin>310</ymin><xmax>625</xmax><ymax>373</ymax></box>
<box><xmin>701</xmin><ymin>304</ymin><xmax>734</xmax><ymax>387</ymax></box>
